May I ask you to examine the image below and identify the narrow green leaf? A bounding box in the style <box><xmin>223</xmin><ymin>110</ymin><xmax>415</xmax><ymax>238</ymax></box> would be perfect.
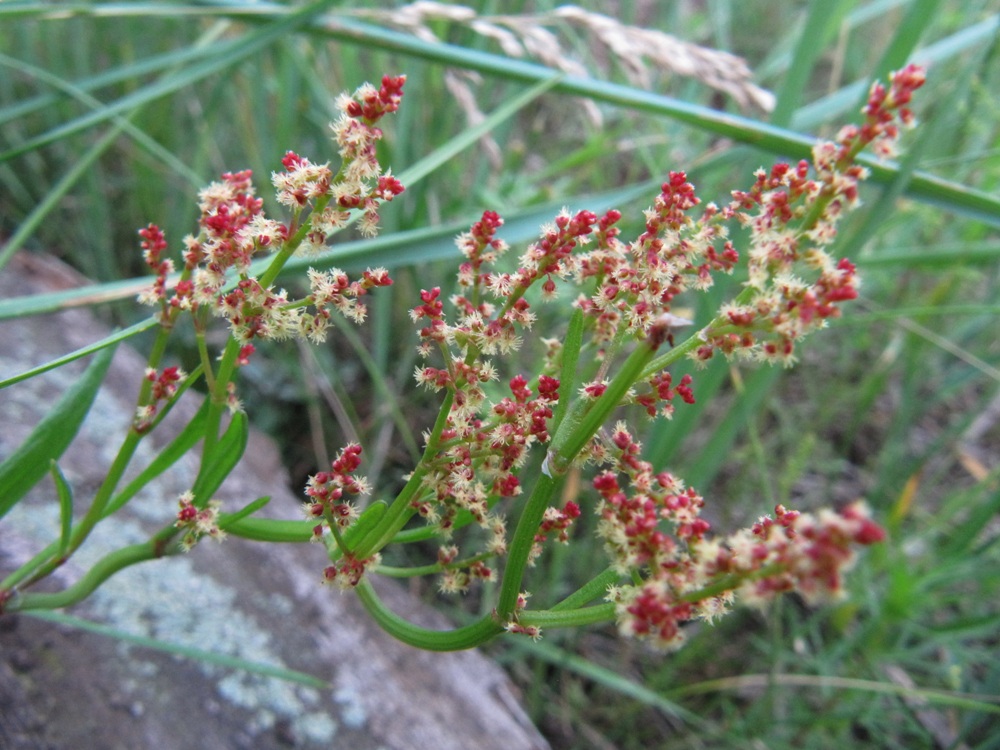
<box><xmin>668</xmin><ymin>672</ymin><xmax>1000</xmax><ymax>715</ymax></box>
<box><xmin>23</xmin><ymin>610</ymin><xmax>329</xmax><ymax>689</ymax></box>
<box><xmin>792</xmin><ymin>14</ymin><xmax>1000</xmax><ymax>130</ymax></box>
<box><xmin>0</xmin><ymin>317</ymin><xmax>157</xmax><ymax>389</ymax></box>
<box><xmin>508</xmin><ymin>639</ymin><xmax>704</xmax><ymax>725</ymax></box>
<box><xmin>0</xmin><ymin>0</ymin><xmax>333</xmax><ymax>162</ymax></box>
<box><xmin>50</xmin><ymin>460</ymin><xmax>74</xmax><ymax>557</ymax></box>
<box><xmin>0</xmin><ymin>41</ymin><xmax>220</xmax><ymax>126</ymax></box>
<box><xmin>856</xmin><ymin>243</ymin><xmax>1000</xmax><ymax>268</ymax></box>
<box><xmin>860</xmin><ymin>0</ymin><xmax>942</xmax><ymax>109</ymax></box>
<box><xmin>770</xmin><ymin>0</ymin><xmax>854</xmax><ymax>127</ymax></box>
<box><xmin>344</xmin><ymin>499</ymin><xmax>388</xmax><ymax>554</ymax></box>
<box><xmin>0</xmin><ymin>344</ymin><xmax>115</xmax><ymax>520</ymax></box>
<box><xmin>224</xmin><ymin>517</ymin><xmax>316</xmax><ymax>543</ymax></box>
<box><xmin>685</xmin><ymin>366</ymin><xmax>783</xmax><ymax>489</ymax></box>
<box><xmin>190</xmin><ymin>411</ymin><xmax>249</xmax><ymax>504</ymax></box>
<box><xmin>102</xmin><ymin>399</ymin><xmax>210</xmax><ymax>517</ymax></box>
<box><xmin>218</xmin><ymin>495</ymin><xmax>271</xmax><ymax>530</ymax></box>
<box><xmin>398</xmin><ymin>73</ymin><xmax>563</xmax><ymax>187</ymax></box>
<box><xmin>301</xmin><ymin>10</ymin><xmax>1000</xmax><ymax>225</ymax></box>
<box><xmin>0</xmin><ymin>278</ymin><xmax>159</xmax><ymax>321</ymax></box>
<box><xmin>0</xmin><ymin>124</ymin><xmax>128</xmax><ymax>272</ymax></box>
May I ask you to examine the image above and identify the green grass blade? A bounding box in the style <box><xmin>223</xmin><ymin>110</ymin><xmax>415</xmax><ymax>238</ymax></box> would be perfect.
<box><xmin>769</xmin><ymin>0</ymin><xmax>855</xmax><ymax>127</ymax></box>
<box><xmin>102</xmin><ymin>400</ymin><xmax>210</xmax><ymax>517</ymax></box>
<box><xmin>302</xmin><ymin>9</ymin><xmax>1000</xmax><ymax>225</ymax></box>
<box><xmin>0</xmin><ymin>344</ymin><xmax>115</xmax><ymax>520</ymax></box>
<box><xmin>0</xmin><ymin>123</ymin><xmax>126</xmax><ymax>271</ymax></box>
<box><xmin>860</xmin><ymin>0</ymin><xmax>943</xmax><ymax>107</ymax></box>
<box><xmin>190</xmin><ymin>411</ymin><xmax>249</xmax><ymax>503</ymax></box>
<box><xmin>0</xmin><ymin>51</ymin><xmax>203</xmax><ymax>185</ymax></box>
<box><xmin>668</xmin><ymin>672</ymin><xmax>1000</xmax><ymax>715</ymax></box>
<box><xmin>793</xmin><ymin>13</ymin><xmax>1000</xmax><ymax>129</ymax></box>
<box><xmin>0</xmin><ymin>42</ymin><xmax>215</xmax><ymax>126</ymax></box>
<box><xmin>0</xmin><ymin>279</ymin><xmax>159</xmax><ymax>320</ymax></box>
<box><xmin>0</xmin><ymin>318</ymin><xmax>156</xmax><ymax>389</ymax></box>
<box><xmin>395</xmin><ymin>73</ymin><xmax>564</xmax><ymax>188</ymax></box>
<box><xmin>22</xmin><ymin>609</ymin><xmax>328</xmax><ymax>689</ymax></box>
<box><xmin>0</xmin><ymin>0</ymin><xmax>332</xmax><ymax>162</ymax></box>
<box><xmin>508</xmin><ymin>639</ymin><xmax>706</xmax><ymax>727</ymax></box>
<box><xmin>855</xmin><ymin>242</ymin><xmax>1000</xmax><ymax>268</ymax></box>
<box><xmin>50</xmin><ymin>460</ymin><xmax>74</xmax><ymax>557</ymax></box>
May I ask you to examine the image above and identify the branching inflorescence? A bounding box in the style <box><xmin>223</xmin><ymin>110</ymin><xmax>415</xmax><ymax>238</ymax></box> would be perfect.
<box><xmin>2</xmin><ymin>67</ymin><xmax>926</xmax><ymax>652</ymax></box>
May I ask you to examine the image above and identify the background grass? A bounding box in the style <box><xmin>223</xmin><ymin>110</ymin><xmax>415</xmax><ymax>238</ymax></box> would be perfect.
<box><xmin>2</xmin><ymin>1</ymin><xmax>999</xmax><ymax>747</ymax></box>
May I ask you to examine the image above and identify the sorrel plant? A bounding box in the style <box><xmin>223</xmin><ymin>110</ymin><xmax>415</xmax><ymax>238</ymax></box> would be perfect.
<box><xmin>0</xmin><ymin>66</ymin><xmax>926</xmax><ymax>652</ymax></box>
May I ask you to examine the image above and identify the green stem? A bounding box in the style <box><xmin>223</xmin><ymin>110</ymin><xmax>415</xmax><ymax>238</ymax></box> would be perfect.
<box><xmin>550</xmin><ymin>566</ymin><xmax>622</xmax><ymax>611</ymax></box>
<box><xmin>519</xmin><ymin>603</ymin><xmax>616</xmax><ymax>630</ymax></box>
<box><xmin>549</xmin><ymin>337</ymin><xmax>660</xmax><ymax>472</ymax></box>
<box><xmin>224</xmin><ymin>517</ymin><xmax>316</xmax><ymax>543</ymax></box>
<box><xmin>550</xmin><ymin>307</ymin><xmax>585</xmax><ymax>436</ymax></box>
<box><xmin>376</xmin><ymin>550</ymin><xmax>493</xmax><ymax>579</ymax></box>
<box><xmin>641</xmin><ymin>285</ymin><xmax>757</xmax><ymax>379</ymax></box>
<box><xmin>4</xmin><ymin>525</ymin><xmax>181</xmax><ymax>613</ymax></box>
<box><xmin>351</xmin><ymin>389</ymin><xmax>455</xmax><ymax>559</ymax></box>
<box><xmin>354</xmin><ymin>578</ymin><xmax>503</xmax><ymax>651</ymax></box>
<box><xmin>496</xmin><ymin>466</ymin><xmax>559</xmax><ymax>621</ymax></box>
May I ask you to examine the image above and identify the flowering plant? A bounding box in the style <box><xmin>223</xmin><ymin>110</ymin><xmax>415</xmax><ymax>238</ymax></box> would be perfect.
<box><xmin>0</xmin><ymin>66</ymin><xmax>926</xmax><ymax>652</ymax></box>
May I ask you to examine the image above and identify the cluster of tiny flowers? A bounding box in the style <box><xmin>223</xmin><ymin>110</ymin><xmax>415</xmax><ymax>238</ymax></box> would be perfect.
<box><xmin>436</xmin><ymin>544</ymin><xmax>496</xmax><ymax>595</ymax></box>
<box><xmin>503</xmin><ymin>591</ymin><xmax>542</xmax><ymax>640</ymax></box>
<box><xmin>134</xmin><ymin>365</ymin><xmax>186</xmax><ymax>432</ymax></box>
<box><xmin>592</xmin><ymin>424</ymin><xmax>885</xmax><ymax>649</ymax></box>
<box><xmin>137</xmin><ymin>223</ymin><xmax>172</xmax><ymax>313</ymax></box>
<box><xmin>529</xmin><ymin>500</ymin><xmax>582</xmax><ymax>564</ymax></box>
<box><xmin>330</xmin><ymin>75</ymin><xmax>406</xmax><ymax>237</ymax></box>
<box><xmin>304</xmin><ymin>443</ymin><xmax>371</xmax><ymax>536</ymax></box>
<box><xmin>137</xmin><ymin>75</ymin><xmax>406</xmax><ymax>352</ymax></box>
<box><xmin>632</xmin><ymin>370</ymin><xmax>696</xmax><ymax>419</ymax></box>
<box><xmin>693</xmin><ymin>64</ymin><xmax>926</xmax><ymax>365</ymax></box>
<box><xmin>574</xmin><ymin>178</ymin><xmax>738</xmax><ymax>345</ymax></box>
<box><xmin>175</xmin><ymin>491</ymin><xmax>226</xmax><ymax>552</ymax></box>
<box><xmin>294</xmin><ymin>68</ymin><xmax>918</xmax><ymax>611</ymax></box>
<box><xmin>307</xmin><ymin>444</ymin><xmax>382</xmax><ymax>590</ymax></box>
<box><xmin>322</xmin><ymin>553</ymin><xmax>381</xmax><ymax>590</ymax></box>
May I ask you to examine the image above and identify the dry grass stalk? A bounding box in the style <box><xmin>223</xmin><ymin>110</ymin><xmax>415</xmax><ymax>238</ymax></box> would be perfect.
<box><xmin>344</xmin><ymin>2</ymin><xmax>775</xmax><ymax>113</ymax></box>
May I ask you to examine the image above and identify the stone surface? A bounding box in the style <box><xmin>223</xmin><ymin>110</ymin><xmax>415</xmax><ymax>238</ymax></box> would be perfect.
<box><xmin>0</xmin><ymin>253</ymin><xmax>548</xmax><ymax>750</ymax></box>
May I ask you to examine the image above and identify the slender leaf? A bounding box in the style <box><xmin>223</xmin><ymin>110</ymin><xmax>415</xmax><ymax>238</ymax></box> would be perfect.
<box><xmin>0</xmin><ymin>0</ymin><xmax>334</xmax><ymax>162</ymax></box>
<box><xmin>50</xmin><ymin>460</ymin><xmax>74</xmax><ymax>557</ymax></box>
<box><xmin>218</xmin><ymin>495</ymin><xmax>271</xmax><ymax>530</ymax></box>
<box><xmin>190</xmin><ymin>411</ymin><xmax>249</xmax><ymax>504</ymax></box>
<box><xmin>0</xmin><ymin>344</ymin><xmax>115</xmax><ymax>519</ymax></box>
<box><xmin>769</xmin><ymin>0</ymin><xmax>854</xmax><ymax>127</ymax></box>
<box><xmin>507</xmin><ymin>638</ymin><xmax>705</xmax><ymax>726</ymax></box>
<box><xmin>102</xmin><ymin>399</ymin><xmax>210</xmax><ymax>517</ymax></box>
<box><xmin>23</xmin><ymin>609</ymin><xmax>328</xmax><ymax>689</ymax></box>
<box><xmin>0</xmin><ymin>318</ymin><xmax>157</xmax><ymax>388</ymax></box>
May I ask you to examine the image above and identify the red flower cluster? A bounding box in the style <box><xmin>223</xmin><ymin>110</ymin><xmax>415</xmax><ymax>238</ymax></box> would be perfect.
<box><xmin>311</xmin><ymin>445</ymin><xmax>381</xmax><ymax>588</ymax></box>
<box><xmin>343</xmin><ymin>74</ymin><xmax>407</xmax><ymax>122</ymax></box>
<box><xmin>174</xmin><ymin>491</ymin><xmax>225</xmax><ymax>552</ymax></box>
<box><xmin>304</xmin><ymin>443</ymin><xmax>370</xmax><ymax>533</ymax></box>
<box><xmin>633</xmin><ymin>371</ymin><xmax>696</xmax><ymax>418</ymax></box>
<box><xmin>134</xmin><ymin>365</ymin><xmax>187</xmax><ymax>432</ymax></box>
